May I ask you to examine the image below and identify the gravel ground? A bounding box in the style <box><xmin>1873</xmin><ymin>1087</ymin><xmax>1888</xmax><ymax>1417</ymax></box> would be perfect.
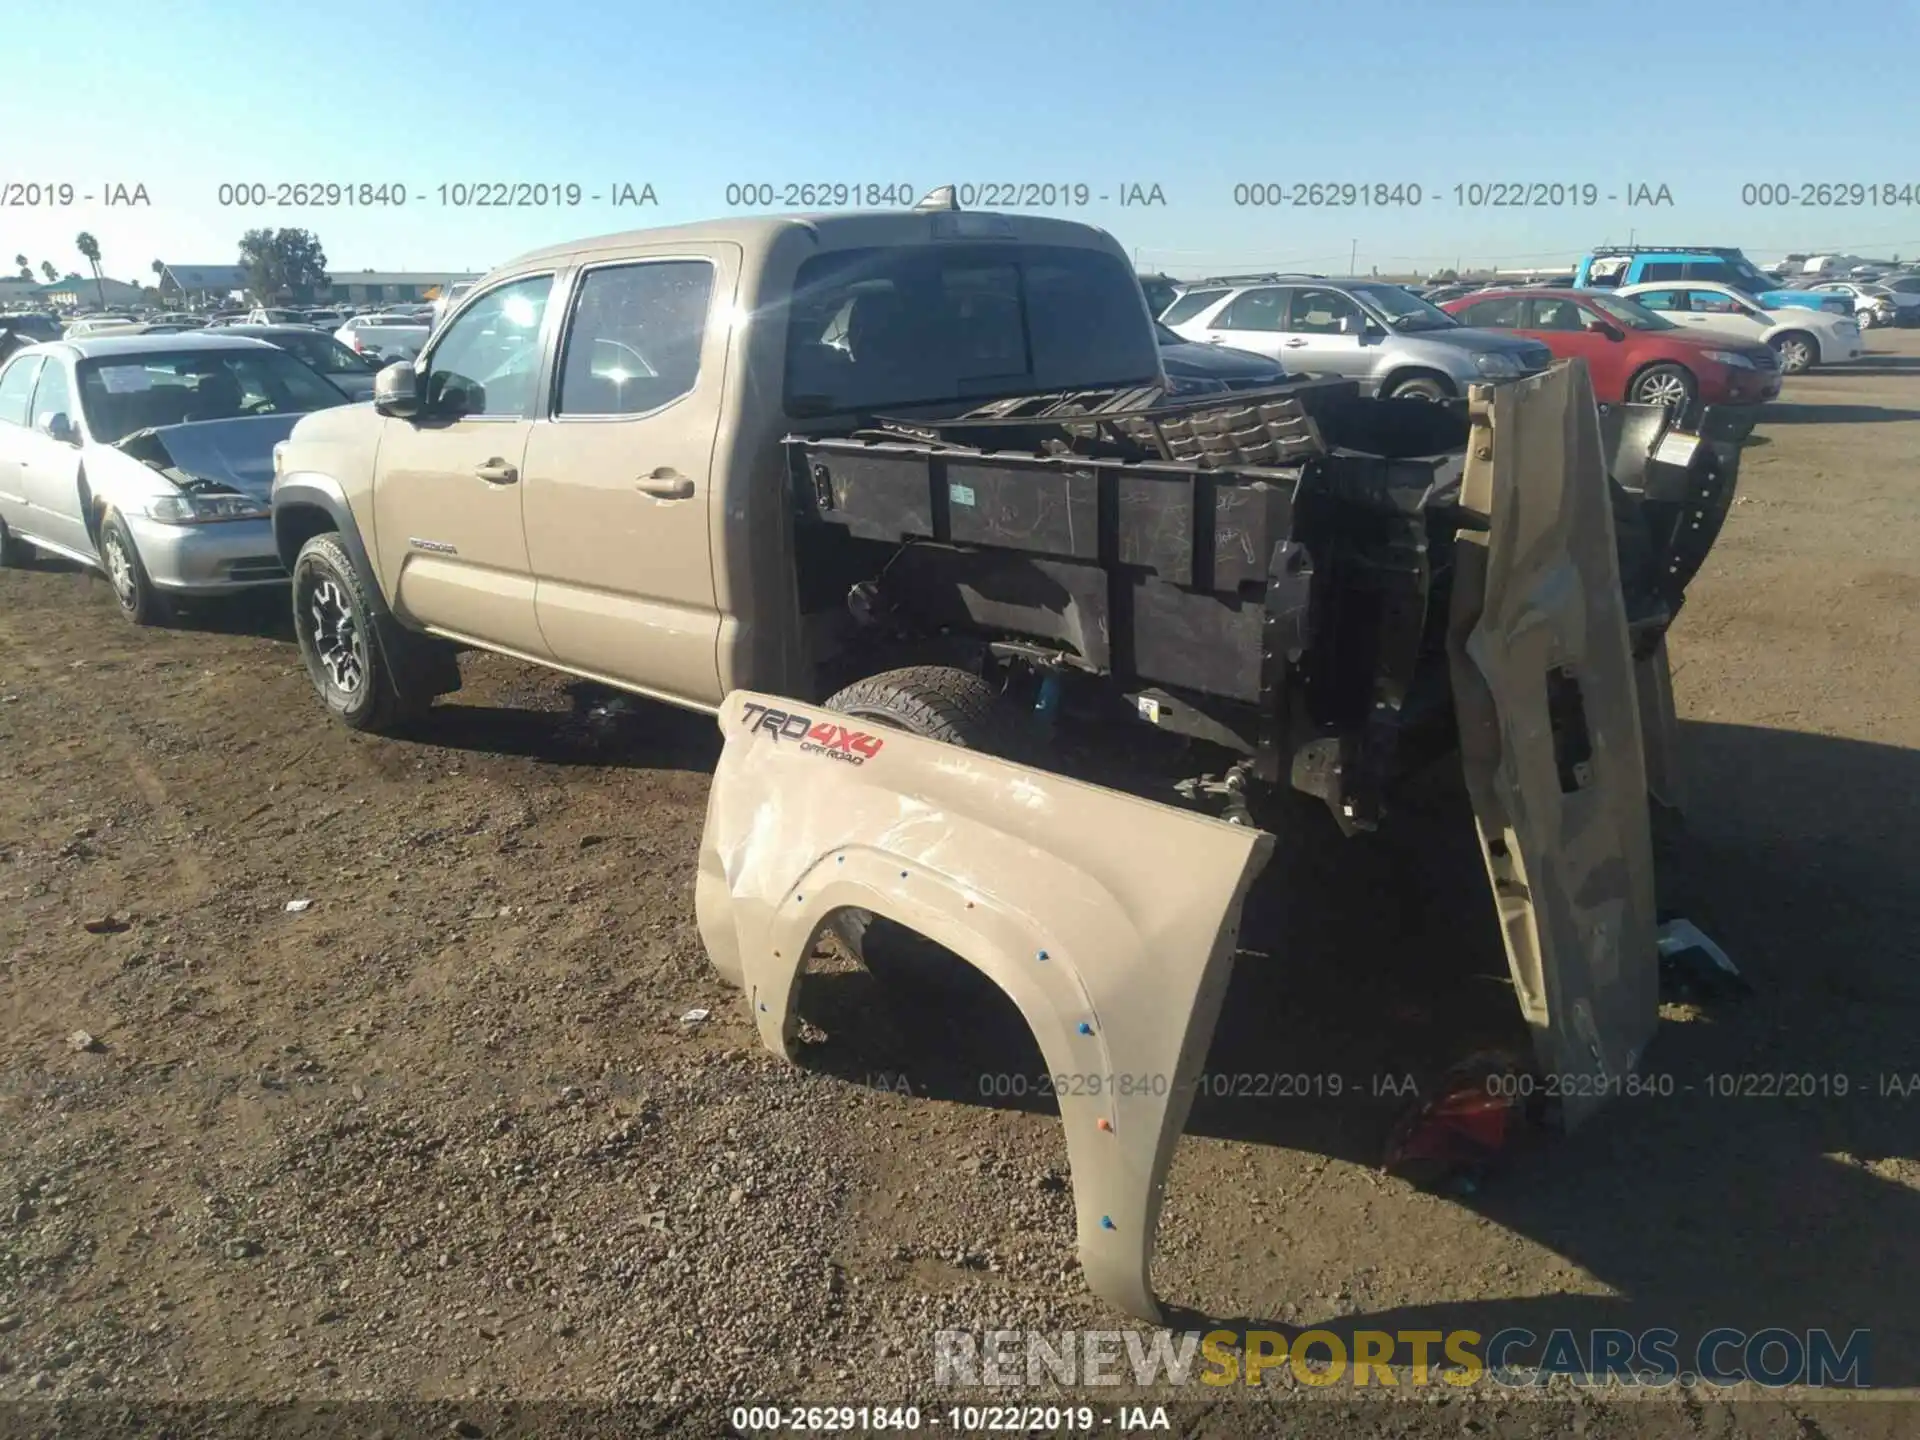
<box><xmin>3</xmin><ymin>336</ymin><xmax>1918</xmax><ymax>1438</ymax></box>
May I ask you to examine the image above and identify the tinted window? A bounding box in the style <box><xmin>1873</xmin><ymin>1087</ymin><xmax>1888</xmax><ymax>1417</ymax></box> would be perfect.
<box><xmin>782</xmin><ymin>243</ymin><xmax>1157</xmax><ymax>415</ymax></box>
<box><xmin>77</xmin><ymin>350</ymin><xmax>346</xmax><ymax>442</ymax></box>
<box><xmin>1682</xmin><ymin>289</ymin><xmax>1750</xmax><ymax>315</ymax></box>
<box><xmin>424</xmin><ymin>274</ymin><xmax>553</xmax><ymax>417</ymax></box>
<box><xmin>1160</xmin><ymin>287</ymin><xmax>1228</xmax><ymax>325</ymax></box>
<box><xmin>1639</xmin><ymin>262</ymin><xmax>1685</xmax><ymax>282</ymax></box>
<box><xmin>271</xmin><ymin>332</ymin><xmax>369</xmax><ymax>375</ymax></box>
<box><xmin>1526</xmin><ymin>297</ymin><xmax>1587</xmax><ymax>331</ymax></box>
<box><xmin>1632</xmin><ymin>289</ymin><xmax>1686</xmax><ymax>312</ymax></box>
<box><xmin>1287</xmin><ymin>288</ymin><xmax>1361</xmax><ymax>334</ymax></box>
<box><xmin>30</xmin><ymin>359</ymin><xmax>73</xmax><ymax>424</ymax></box>
<box><xmin>1214</xmin><ymin>288</ymin><xmax>1285</xmax><ymax>331</ymax></box>
<box><xmin>0</xmin><ymin>354</ymin><xmax>44</xmax><ymax>425</ymax></box>
<box><xmin>1681</xmin><ymin>260</ymin><xmax>1739</xmax><ymax>286</ymax></box>
<box><xmin>556</xmin><ymin>261</ymin><xmax>714</xmax><ymax>417</ymax></box>
<box><xmin>1454</xmin><ymin>297</ymin><xmax>1524</xmax><ymax>328</ymax></box>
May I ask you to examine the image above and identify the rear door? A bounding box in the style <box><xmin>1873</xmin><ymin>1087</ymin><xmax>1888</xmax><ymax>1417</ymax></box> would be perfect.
<box><xmin>523</xmin><ymin>247</ymin><xmax>736</xmax><ymax>707</ymax></box>
<box><xmin>1676</xmin><ymin>287</ymin><xmax>1771</xmax><ymax>343</ymax></box>
<box><xmin>1192</xmin><ymin>286</ymin><xmax>1286</xmax><ymax>361</ymax></box>
<box><xmin>370</xmin><ymin>270</ymin><xmax>558</xmax><ymax>657</ymax></box>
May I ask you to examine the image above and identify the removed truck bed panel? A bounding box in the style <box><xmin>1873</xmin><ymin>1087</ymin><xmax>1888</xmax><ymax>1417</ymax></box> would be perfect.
<box><xmin>695</xmin><ymin>690</ymin><xmax>1273</xmax><ymax>1322</ymax></box>
<box><xmin>1446</xmin><ymin>365</ymin><xmax>1660</xmax><ymax>1126</ymax></box>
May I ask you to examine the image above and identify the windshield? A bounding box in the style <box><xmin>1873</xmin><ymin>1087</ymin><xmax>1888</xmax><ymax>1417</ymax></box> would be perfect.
<box><xmin>1154</xmin><ymin>321</ymin><xmax>1185</xmax><ymax>345</ymax></box>
<box><xmin>1727</xmin><ymin>261</ymin><xmax>1775</xmax><ymax>293</ymax></box>
<box><xmin>783</xmin><ymin>243</ymin><xmax>1159</xmax><ymax>415</ymax></box>
<box><xmin>77</xmin><ymin>349</ymin><xmax>348</xmax><ymax>443</ymax></box>
<box><xmin>1884</xmin><ymin>277</ymin><xmax>1920</xmax><ymax>294</ymax></box>
<box><xmin>1350</xmin><ymin>283</ymin><xmax>1457</xmax><ymax>332</ymax></box>
<box><xmin>274</xmin><ymin>331</ymin><xmax>374</xmax><ymax>375</ymax></box>
<box><xmin>1586</xmin><ymin>293</ymin><xmax>1679</xmax><ymax>331</ymax></box>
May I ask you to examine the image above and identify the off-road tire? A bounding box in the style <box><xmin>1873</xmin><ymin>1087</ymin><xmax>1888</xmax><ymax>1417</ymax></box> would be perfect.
<box><xmin>823</xmin><ymin>665</ymin><xmax>1008</xmax><ymax>749</ymax></box>
<box><xmin>824</xmin><ymin>665</ymin><xmax>1013</xmax><ymax>1000</ymax></box>
<box><xmin>0</xmin><ymin>515</ymin><xmax>30</xmax><ymax>567</ymax></box>
<box><xmin>98</xmin><ymin>509</ymin><xmax>174</xmax><ymax>626</ymax></box>
<box><xmin>1386</xmin><ymin>373</ymin><xmax>1454</xmax><ymax>402</ymax></box>
<box><xmin>1771</xmin><ymin>331</ymin><xmax>1817</xmax><ymax>374</ymax></box>
<box><xmin>291</xmin><ymin>532</ymin><xmax>435</xmax><ymax>734</ymax></box>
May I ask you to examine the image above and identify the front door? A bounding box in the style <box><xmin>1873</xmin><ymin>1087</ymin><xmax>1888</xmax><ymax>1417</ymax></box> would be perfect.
<box><xmin>1279</xmin><ymin>286</ymin><xmax>1371</xmax><ymax>380</ymax></box>
<box><xmin>18</xmin><ymin>356</ymin><xmax>91</xmax><ymax>555</ymax></box>
<box><xmin>1526</xmin><ymin>295</ymin><xmax>1627</xmax><ymax>398</ymax></box>
<box><xmin>371</xmin><ymin>271</ymin><xmax>557</xmax><ymax>657</ymax></box>
<box><xmin>522</xmin><ymin>248</ymin><xmax>737</xmax><ymax>707</ymax></box>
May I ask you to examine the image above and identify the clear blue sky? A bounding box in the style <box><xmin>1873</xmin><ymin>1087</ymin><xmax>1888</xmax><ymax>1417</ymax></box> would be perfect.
<box><xmin>5</xmin><ymin>0</ymin><xmax>1918</xmax><ymax>282</ymax></box>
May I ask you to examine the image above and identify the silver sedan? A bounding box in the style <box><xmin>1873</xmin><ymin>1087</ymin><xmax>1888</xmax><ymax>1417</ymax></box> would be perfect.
<box><xmin>0</xmin><ymin>332</ymin><xmax>350</xmax><ymax>624</ymax></box>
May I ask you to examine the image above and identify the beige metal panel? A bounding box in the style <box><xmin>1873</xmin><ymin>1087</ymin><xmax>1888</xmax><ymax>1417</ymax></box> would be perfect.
<box><xmin>524</xmin><ymin>244</ymin><xmax>743</xmax><ymax>706</ymax></box>
<box><xmin>1447</xmin><ymin>361</ymin><xmax>1659</xmax><ymax>1127</ymax></box>
<box><xmin>370</xmin><ymin>416</ymin><xmax>545</xmax><ymax>654</ymax></box>
<box><xmin>696</xmin><ymin>691</ymin><xmax>1273</xmax><ymax>1321</ymax></box>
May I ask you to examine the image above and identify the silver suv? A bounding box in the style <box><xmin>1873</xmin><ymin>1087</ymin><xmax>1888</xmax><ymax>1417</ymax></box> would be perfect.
<box><xmin>1160</xmin><ymin>274</ymin><xmax>1554</xmax><ymax>400</ymax></box>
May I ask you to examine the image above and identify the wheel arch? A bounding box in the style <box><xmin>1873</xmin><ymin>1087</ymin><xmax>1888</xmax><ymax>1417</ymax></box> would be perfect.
<box><xmin>273</xmin><ymin>473</ymin><xmax>389</xmax><ymax>617</ymax></box>
<box><xmin>695</xmin><ymin>689</ymin><xmax>1275</xmax><ymax>1322</ymax></box>
<box><xmin>1379</xmin><ymin>364</ymin><xmax>1459</xmax><ymax>399</ymax></box>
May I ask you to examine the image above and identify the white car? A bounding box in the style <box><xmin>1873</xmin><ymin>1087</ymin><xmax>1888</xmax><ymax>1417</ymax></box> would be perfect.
<box><xmin>332</xmin><ymin>313</ymin><xmax>431</xmax><ymax>363</ymax></box>
<box><xmin>1614</xmin><ymin>280</ymin><xmax>1863</xmax><ymax>373</ymax></box>
<box><xmin>1807</xmin><ymin>282</ymin><xmax>1909</xmax><ymax>329</ymax></box>
<box><xmin>0</xmin><ymin>333</ymin><xmax>351</xmax><ymax>623</ymax></box>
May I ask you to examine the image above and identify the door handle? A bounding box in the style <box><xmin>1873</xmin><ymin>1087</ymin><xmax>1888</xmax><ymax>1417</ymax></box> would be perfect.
<box><xmin>1205</xmin><ymin>336</ymin><xmax>1226</xmax><ymax>345</ymax></box>
<box><xmin>473</xmin><ymin>460</ymin><xmax>518</xmax><ymax>484</ymax></box>
<box><xmin>635</xmin><ymin>471</ymin><xmax>695</xmax><ymax>499</ymax></box>
<box><xmin>1284</xmin><ymin>338</ymin><xmax>1310</xmax><ymax>348</ymax></box>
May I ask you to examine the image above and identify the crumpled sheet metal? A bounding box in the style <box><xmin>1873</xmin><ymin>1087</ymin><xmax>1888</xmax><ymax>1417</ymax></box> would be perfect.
<box><xmin>1446</xmin><ymin>362</ymin><xmax>1661</xmax><ymax>1128</ymax></box>
<box><xmin>696</xmin><ymin>692</ymin><xmax>1272</xmax><ymax>1320</ymax></box>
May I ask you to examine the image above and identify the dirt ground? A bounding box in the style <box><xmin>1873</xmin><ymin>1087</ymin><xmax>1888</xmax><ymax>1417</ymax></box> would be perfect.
<box><xmin>3</xmin><ymin>337</ymin><xmax>1918</xmax><ymax>1439</ymax></box>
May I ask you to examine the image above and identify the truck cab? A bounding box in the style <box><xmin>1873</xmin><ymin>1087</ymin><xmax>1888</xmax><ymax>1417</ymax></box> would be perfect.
<box><xmin>1575</xmin><ymin>246</ymin><xmax>1852</xmax><ymax>317</ymax></box>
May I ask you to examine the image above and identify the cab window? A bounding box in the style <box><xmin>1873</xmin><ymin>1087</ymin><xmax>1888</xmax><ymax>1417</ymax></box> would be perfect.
<box><xmin>1638</xmin><ymin>261</ymin><xmax>1685</xmax><ymax>283</ymax></box>
<box><xmin>1286</xmin><ymin>288</ymin><xmax>1362</xmax><ymax>334</ymax></box>
<box><xmin>30</xmin><ymin>358</ymin><xmax>74</xmax><ymax>426</ymax></box>
<box><xmin>1453</xmin><ymin>297</ymin><xmax>1524</xmax><ymax>328</ymax></box>
<box><xmin>1525</xmin><ymin>297</ymin><xmax>1587</xmax><ymax>331</ymax></box>
<box><xmin>423</xmin><ymin>274</ymin><xmax>554</xmax><ymax>417</ymax></box>
<box><xmin>555</xmin><ymin>260</ymin><xmax>715</xmax><ymax>418</ymax></box>
<box><xmin>1213</xmin><ymin>287</ymin><xmax>1285</xmax><ymax>331</ymax></box>
<box><xmin>1632</xmin><ymin>289</ymin><xmax>1686</xmax><ymax>313</ymax></box>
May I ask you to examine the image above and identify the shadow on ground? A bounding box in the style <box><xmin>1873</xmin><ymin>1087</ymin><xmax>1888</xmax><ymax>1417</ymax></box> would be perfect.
<box><xmin>1756</xmin><ymin>403</ymin><xmax>1920</xmax><ymax>425</ymax></box>
<box><xmin>794</xmin><ymin>720</ymin><xmax>1920</xmax><ymax>1380</ymax></box>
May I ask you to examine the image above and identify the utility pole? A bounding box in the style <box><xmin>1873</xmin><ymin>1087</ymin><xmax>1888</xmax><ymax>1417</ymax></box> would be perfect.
<box><xmin>1349</xmin><ymin>238</ymin><xmax>1358</xmax><ymax>274</ymax></box>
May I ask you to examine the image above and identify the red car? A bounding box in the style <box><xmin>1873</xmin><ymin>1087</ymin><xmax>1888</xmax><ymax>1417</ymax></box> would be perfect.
<box><xmin>1438</xmin><ymin>288</ymin><xmax>1781</xmax><ymax>421</ymax></box>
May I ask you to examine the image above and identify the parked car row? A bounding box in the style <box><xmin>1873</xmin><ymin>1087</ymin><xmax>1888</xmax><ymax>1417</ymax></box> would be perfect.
<box><xmin>1143</xmin><ymin>240</ymin><xmax>1890</xmax><ymax>432</ymax></box>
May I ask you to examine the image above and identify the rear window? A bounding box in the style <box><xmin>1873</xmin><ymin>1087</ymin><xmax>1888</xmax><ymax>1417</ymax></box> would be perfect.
<box><xmin>1160</xmin><ymin>287</ymin><xmax>1228</xmax><ymax>325</ymax></box>
<box><xmin>782</xmin><ymin>243</ymin><xmax>1158</xmax><ymax>415</ymax></box>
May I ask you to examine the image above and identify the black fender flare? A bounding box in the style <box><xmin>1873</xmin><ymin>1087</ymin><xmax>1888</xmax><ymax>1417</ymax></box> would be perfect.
<box><xmin>271</xmin><ymin>473</ymin><xmax>391</xmax><ymax>618</ymax></box>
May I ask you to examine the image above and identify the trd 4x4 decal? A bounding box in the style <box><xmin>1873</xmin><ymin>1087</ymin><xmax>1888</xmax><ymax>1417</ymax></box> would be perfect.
<box><xmin>738</xmin><ymin>702</ymin><xmax>886</xmax><ymax>765</ymax></box>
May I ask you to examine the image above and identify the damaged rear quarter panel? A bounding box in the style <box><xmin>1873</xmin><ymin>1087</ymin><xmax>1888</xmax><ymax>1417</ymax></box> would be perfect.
<box><xmin>695</xmin><ymin>692</ymin><xmax>1273</xmax><ymax>1321</ymax></box>
<box><xmin>1446</xmin><ymin>361</ymin><xmax>1659</xmax><ymax>1126</ymax></box>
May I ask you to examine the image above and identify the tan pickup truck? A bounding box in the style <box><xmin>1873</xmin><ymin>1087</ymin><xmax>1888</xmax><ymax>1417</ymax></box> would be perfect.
<box><xmin>269</xmin><ymin>196</ymin><xmax>1744</xmax><ymax>1318</ymax></box>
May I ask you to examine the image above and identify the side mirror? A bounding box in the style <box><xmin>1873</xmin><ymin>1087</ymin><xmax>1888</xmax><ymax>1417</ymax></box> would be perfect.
<box><xmin>1588</xmin><ymin>320</ymin><xmax>1625</xmax><ymax>341</ymax></box>
<box><xmin>373</xmin><ymin>361</ymin><xmax>422</xmax><ymax>418</ymax></box>
<box><xmin>37</xmin><ymin>411</ymin><xmax>77</xmax><ymax>445</ymax></box>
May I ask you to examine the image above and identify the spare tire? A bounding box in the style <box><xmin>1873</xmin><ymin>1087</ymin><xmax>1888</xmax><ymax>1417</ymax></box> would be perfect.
<box><xmin>822</xmin><ymin>664</ymin><xmax>1006</xmax><ymax>748</ymax></box>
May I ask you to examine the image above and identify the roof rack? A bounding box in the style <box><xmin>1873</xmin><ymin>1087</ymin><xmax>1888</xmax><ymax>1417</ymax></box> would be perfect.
<box><xmin>1188</xmin><ymin>271</ymin><xmax>1327</xmax><ymax>286</ymax></box>
<box><xmin>1587</xmin><ymin>245</ymin><xmax>1745</xmax><ymax>259</ymax></box>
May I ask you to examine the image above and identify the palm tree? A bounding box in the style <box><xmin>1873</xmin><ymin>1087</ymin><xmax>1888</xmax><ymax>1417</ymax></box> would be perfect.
<box><xmin>76</xmin><ymin>232</ymin><xmax>105</xmax><ymax>308</ymax></box>
<box><xmin>39</xmin><ymin>261</ymin><xmax>56</xmax><ymax>283</ymax></box>
<box><xmin>13</xmin><ymin>253</ymin><xmax>28</xmax><ymax>280</ymax></box>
